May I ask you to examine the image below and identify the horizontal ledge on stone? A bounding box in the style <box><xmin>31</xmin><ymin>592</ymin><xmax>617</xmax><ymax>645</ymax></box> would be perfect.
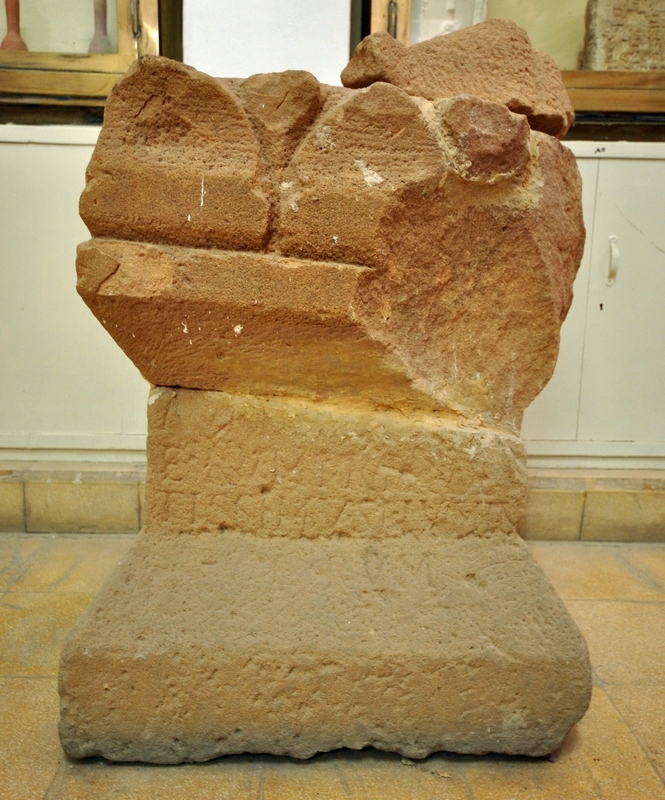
<box><xmin>76</xmin><ymin>238</ymin><xmax>456</xmax><ymax>413</ymax></box>
<box><xmin>77</xmin><ymin>238</ymin><xmax>370</xmax><ymax>315</ymax></box>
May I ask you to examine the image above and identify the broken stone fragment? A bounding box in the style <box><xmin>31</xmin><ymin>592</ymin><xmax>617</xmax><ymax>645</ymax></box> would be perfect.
<box><xmin>76</xmin><ymin>57</ymin><xmax>584</xmax><ymax>429</ymax></box>
<box><xmin>61</xmin><ymin>41</ymin><xmax>591</xmax><ymax>765</ymax></box>
<box><xmin>435</xmin><ymin>95</ymin><xmax>532</xmax><ymax>184</ymax></box>
<box><xmin>341</xmin><ymin>19</ymin><xmax>574</xmax><ymax>139</ymax></box>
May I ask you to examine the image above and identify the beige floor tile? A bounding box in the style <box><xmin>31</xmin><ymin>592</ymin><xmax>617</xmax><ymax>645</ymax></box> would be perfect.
<box><xmin>0</xmin><ymin>479</ymin><xmax>24</xmax><ymax>532</ymax></box>
<box><xmin>6</xmin><ymin>533</ymin><xmax>135</xmax><ymax>594</ymax></box>
<box><xmin>582</xmin><ymin>491</ymin><xmax>665</xmax><ymax>542</ymax></box>
<box><xmin>46</xmin><ymin>751</ymin><xmax>467</xmax><ymax>800</ymax></box>
<box><xmin>567</xmin><ymin>600</ymin><xmax>665</xmax><ymax>685</ymax></box>
<box><xmin>529</xmin><ymin>542</ymin><xmax>665</xmax><ymax>602</ymax></box>
<box><xmin>518</xmin><ymin>489</ymin><xmax>584</xmax><ymax>541</ymax></box>
<box><xmin>460</xmin><ymin>688</ymin><xmax>660</xmax><ymax>800</ymax></box>
<box><xmin>255</xmin><ymin>756</ymin><xmax>357</xmax><ymax>800</ymax></box>
<box><xmin>0</xmin><ymin>677</ymin><xmax>62</xmax><ymax>800</ymax></box>
<box><xmin>621</xmin><ymin>545</ymin><xmax>665</xmax><ymax>593</ymax></box>
<box><xmin>0</xmin><ymin>591</ymin><xmax>92</xmax><ymax>676</ymax></box>
<box><xmin>568</xmin><ymin>687</ymin><xmax>665</xmax><ymax>800</ymax></box>
<box><xmin>25</xmin><ymin>480</ymin><xmax>139</xmax><ymax>534</ymax></box>
<box><xmin>606</xmin><ymin>685</ymin><xmax>665</xmax><ymax>783</ymax></box>
<box><xmin>462</xmin><ymin>743</ymin><xmax>598</xmax><ymax>800</ymax></box>
<box><xmin>341</xmin><ymin>751</ymin><xmax>469</xmax><ymax>800</ymax></box>
<box><xmin>0</xmin><ymin>534</ymin><xmax>46</xmax><ymax>592</ymax></box>
<box><xmin>46</xmin><ymin>757</ymin><xmax>260</xmax><ymax>800</ymax></box>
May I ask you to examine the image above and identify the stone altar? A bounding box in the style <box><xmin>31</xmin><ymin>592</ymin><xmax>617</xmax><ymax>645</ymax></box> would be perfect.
<box><xmin>59</xmin><ymin>19</ymin><xmax>591</xmax><ymax>763</ymax></box>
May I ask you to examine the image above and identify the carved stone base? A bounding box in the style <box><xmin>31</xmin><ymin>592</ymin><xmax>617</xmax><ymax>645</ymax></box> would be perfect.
<box><xmin>59</xmin><ymin>528</ymin><xmax>591</xmax><ymax>763</ymax></box>
<box><xmin>58</xmin><ymin>390</ymin><xmax>591</xmax><ymax>763</ymax></box>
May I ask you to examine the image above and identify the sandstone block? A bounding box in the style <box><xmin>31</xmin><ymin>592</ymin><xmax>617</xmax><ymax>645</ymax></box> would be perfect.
<box><xmin>144</xmin><ymin>389</ymin><xmax>527</xmax><ymax>539</ymax></box>
<box><xmin>76</xmin><ymin>57</ymin><xmax>584</xmax><ymax>429</ymax></box>
<box><xmin>59</xmin><ymin>527</ymin><xmax>590</xmax><ymax>763</ymax></box>
<box><xmin>80</xmin><ymin>58</ymin><xmax>271</xmax><ymax>251</ymax></box>
<box><xmin>60</xmin><ymin>44</ymin><xmax>591</xmax><ymax>764</ymax></box>
<box><xmin>341</xmin><ymin>19</ymin><xmax>574</xmax><ymax>139</ymax></box>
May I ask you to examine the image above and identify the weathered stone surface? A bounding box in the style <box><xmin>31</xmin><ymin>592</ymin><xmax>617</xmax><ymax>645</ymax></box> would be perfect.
<box><xmin>60</xmin><ymin>518</ymin><xmax>589</xmax><ymax>763</ymax></box>
<box><xmin>76</xmin><ymin>59</ymin><xmax>584</xmax><ymax>429</ymax></box>
<box><xmin>144</xmin><ymin>389</ymin><xmax>526</xmax><ymax>539</ymax></box>
<box><xmin>341</xmin><ymin>19</ymin><xmax>574</xmax><ymax>139</ymax></box>
<box><xmin>80</xmin><ymin>57</ymin><xmax>271</xmax><ymax>251</ymax></box>
<box><xmin>579</xmin><ymin>0</ymin><xmax>665</xmax><ymax>71</ymax></box>
<box><xmin>275</xmin><ymin>89</ymin><xmax>582</xmax><ymax>425</ymax></box>
<box><xmin>435</xmin><ymin>95</ymin><xmax>532</xmax><ymax>184</ymax></box>
<box><xmin>236</xmin><ymin>70</ymin><xmax>324</xmax><ymax>174</ymax></box>
<box><xmin>61</xmin><ymin>46</ymin><xmax>591</xmax><ymax>765</ymax></box>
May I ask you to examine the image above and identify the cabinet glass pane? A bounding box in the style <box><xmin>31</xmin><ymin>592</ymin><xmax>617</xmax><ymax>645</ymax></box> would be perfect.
<box><xmin>487</xmin><ymin>0</ymin><xmax>665</xmax><ymax>72</ymax></box>
<box><xmin>408</xmin><ymin>0</ymin><xmax>665</xmax><ymax>73</ymax></box>
<box><xmin>409</xmin><ymin>1</ymin><xmax>487</xmax><ymax>43</ymax></box>
<box><xmin>1</xmin><ymin>0</ymin><xmax>119</xmax><ymax>54</ymax></box>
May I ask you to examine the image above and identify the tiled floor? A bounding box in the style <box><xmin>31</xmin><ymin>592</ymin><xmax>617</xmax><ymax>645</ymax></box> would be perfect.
<box><xmin>1</xmin><ymin>533</ymin><xmax>664</xmax><ymax>800</ymax></box>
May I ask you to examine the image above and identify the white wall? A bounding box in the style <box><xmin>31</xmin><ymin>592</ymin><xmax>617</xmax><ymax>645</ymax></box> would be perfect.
<box><xmin>1</xmin><ymin>0</ymin><xmax>354</xmax><ymax>464</ymax></box>
<box><xmin>3</xmin><ymin>127</ymin><xmax>663</xmax><ymax>468</ymax></box>
<box><xmin>0</xmin><ymin>126</ymin><xmax>148</xmax><ymax>462</ymax></box>
<box><xmin>183</xmin><ymin>0</ymin><xmax>352</xmax><ymax>85</ymax></box>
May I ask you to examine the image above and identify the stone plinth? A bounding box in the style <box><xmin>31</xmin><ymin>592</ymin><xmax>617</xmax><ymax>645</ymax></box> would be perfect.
<box><xmin>60</xmin><ymin>533</ymin><xmax>588</xmax><ymax>762</ymax></box>
<box><xmin>59</xmin><ymin>22</ymin><xmax>591</xmax><ymax>764</ymax></box>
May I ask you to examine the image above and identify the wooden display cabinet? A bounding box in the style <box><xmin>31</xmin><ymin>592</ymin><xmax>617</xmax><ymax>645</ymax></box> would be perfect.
<box><xmin>0</xmin><ymin>0</ymin><xmax>159</xmax><ymax>105</ymax></box>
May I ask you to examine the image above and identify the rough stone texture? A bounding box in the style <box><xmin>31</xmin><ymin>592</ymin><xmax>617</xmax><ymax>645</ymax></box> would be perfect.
<box><xmin>59</xmin><ymin>526</ymin><xmax>590</xmax><ymax>763</ymax></box>
<box><xmin>580</xmin><ymin>0</ymin><xmax>665</xmax><ymax>71</ymax></box>
<box><xmin>60</xmin><ymin>43</ymin><xmax>591</xmax><ymax>765</ymax></box>
<box><xmin>144</xmin><ymin>389</ymin><xmax>527</xmax><ymax>540</ymax></box>
<box><xmin>236</xmin><ymin>70</ymin><xmax>324</xmax><ymax>174</ymax></box>
<box><xmin>76</xmin><ymin>58</ymin><xmax>584</xmax><ymax>430</ymax></box>
<box><xmin>341</xmin><ymin>19</ymin><xmax>574</xmax><ymax>139</ymax></box>
<box><xmin>80</xmin><ymin>58</ymin><xmax>271</xmax><ymax>251</ymax></box>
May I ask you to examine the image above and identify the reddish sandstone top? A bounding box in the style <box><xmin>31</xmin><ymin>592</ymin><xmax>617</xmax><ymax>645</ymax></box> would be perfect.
<box><xmin>342</xmin><ymin>19</ymin><xmax>574</xmax><ymax>139</ymax></box>
<box><xmin>76</xmin><ymin>23</ymin><xmax>583</xmax><ymax>429</ymax></box>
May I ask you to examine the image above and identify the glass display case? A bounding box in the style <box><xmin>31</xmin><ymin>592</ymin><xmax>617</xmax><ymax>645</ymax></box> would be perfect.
<box><xmin>370</xmin><ymin>0</ymin><xmax>665</xmax><ymax>112</ymax></box>
<box><xmin>0</xmin><ymin>0</ymin><xmax>159</xmax><ymax>105</ymax></box>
